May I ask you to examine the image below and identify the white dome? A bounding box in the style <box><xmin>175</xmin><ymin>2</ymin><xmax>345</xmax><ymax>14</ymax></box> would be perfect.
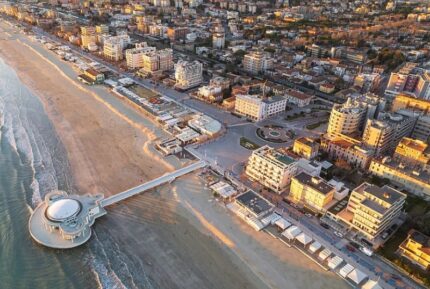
<box><xmin>46</xmin><ymin>198</ymin><xmax>81</xmax><ymax>221</ymax></box>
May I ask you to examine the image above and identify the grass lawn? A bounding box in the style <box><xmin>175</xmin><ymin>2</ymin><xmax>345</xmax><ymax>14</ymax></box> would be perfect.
<box><xmin>306</xmin><ymin>120</ymin><xmax>327</xmax><ymax>130</ymax></box>
<box><xmin>239</xmin><ymin>137</ymin><xmax>260</xmax><ymax>150</ymax></box>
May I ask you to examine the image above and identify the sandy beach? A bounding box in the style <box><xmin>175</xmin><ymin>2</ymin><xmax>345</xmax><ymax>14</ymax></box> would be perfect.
<box><xmin>0</xmin><ymin>20</ymin><xmax>350</xmax><ymax>289</ymax></box>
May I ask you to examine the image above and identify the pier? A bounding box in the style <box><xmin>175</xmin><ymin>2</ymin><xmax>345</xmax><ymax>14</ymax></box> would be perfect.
<box><xmin>101</xmin><ymin>160</ymin><xmax>207</xmax><ymax>207</ymax></box>
<box><xmin>29</xmin><ymin>160</ymin><xmax>207</xmax><ymax>248</ymax></box>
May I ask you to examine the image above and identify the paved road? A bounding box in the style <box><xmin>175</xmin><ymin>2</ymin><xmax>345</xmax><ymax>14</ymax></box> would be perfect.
<box><xmin>14</xmin><ymin>20</ymin><xmax>424</xmax><ymax>289</ymax></box>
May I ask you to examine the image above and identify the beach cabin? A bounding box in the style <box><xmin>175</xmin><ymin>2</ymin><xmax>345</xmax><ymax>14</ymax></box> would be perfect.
<box><xmin>346</xmin><ymin>269</ymin><xmax>368</xmax><ymax>286</ymax></box>
<box><xmin>308</xmin><ymin>241</ymin><xmax>322</xmax><ymax>254</ymax></box>
<box><xmin>318</xmin><ymin>248</ymin><xmax>332</xmax><ymax>261</ymax></box>
<box><xmin>339</xmin><ymin>264</ymin><xmax>354</xmax><ymax>278</ymax></box>
<box><xmin>328</xmin><ymin>255</ymin><xmax>343</xmax><ymax>270</ymax></box>
<box><xmin>282</xmin><ymin>226</ymin><xmax>301</xmax><ymax>241</ymax></box>
<box><xmin>361</xmin><ymin>280</ymin><xmax>382</xmax><ymax>289</ymax></box>
<box><xmin>274</xmin><ymin>217</ymin><xmax>291</xmax><ymax>231</ymax></box>
<box><xmin>295</xmin><ymin>232</ymin><xmax>313</xmax><ymax>247</ymax></box>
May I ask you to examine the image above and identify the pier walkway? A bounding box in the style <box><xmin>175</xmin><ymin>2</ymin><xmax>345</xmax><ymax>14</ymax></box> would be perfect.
<box><xmin>101</xmin><ymin>160</ymin><xmax>206</xmax><ymax>207</ymax></box>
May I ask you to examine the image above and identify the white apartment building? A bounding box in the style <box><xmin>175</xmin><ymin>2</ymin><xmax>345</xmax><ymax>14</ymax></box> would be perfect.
<box><xmin>362</xmin><ymin>112</ymin><xmax>416</xmax><ymax>156</ymax></box>
<box><xmin>385</xmin><ymin>68</ymin><xmax>430</xmax><ymax>100</ymax></box>
<box><xmin>174</xmin><ymin>60</ymin><xmax>203</xmax><ymax>90</ymax></box>
<box><xmin>103</xmin><ymin>34</ymin><xmax>131</xmax><ymax>61</ymax></box>
<box><xmin>125</xmin><ymin>44</ymin><xmax>156</xmax><ymax>69</ymax></box>
<box><xmin>212</xmin><ymin>32</ymin><xmax>225</xmax><ymax>49</ymax></box>
<box><xmin>327</xmin><ymin>98</ymin><xmax>366</xmax><ymax>137</ymax></box>
<box><xmin>246</xmin><ymin>145</ymin><xmax>298</xmax><ymax>193</ymax></box>
<box><xmin>345</xmin><ymin>182</ymin><xmax>406</xmax><ymax>240</ymax></box>
<box><xmin>243</xmin><ymin>51</ymin><xmax>274</xmax><ymax>75</ymax></box>
<box><xmin>234</xmin><ymin>94</ymin><xmax>287</xmax><ymax>121</ymax></box>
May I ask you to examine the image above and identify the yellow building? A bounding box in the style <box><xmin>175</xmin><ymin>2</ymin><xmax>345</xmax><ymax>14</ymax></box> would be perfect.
<box><xmin>293</xmin><ymin>137</ymin><xmax>320</xmax><ymax>160</ymax></box>
<box><xmin>399</xmin><ymin>230</ymin><xmax>430</xmax><ymax>270</ymax></box>
<box><xmin>394</xmin><ymin>137</ymin><xmax>430</xmax><ymax>166</ymax></box>
<box><xmin>369</xmin><ymin>158</ymin><xmax>430</xmax><ymax>198</ymax></box>
<box><xmin>391</xmin><ymin>94</ymin><xmax>430</xmax><ymax>115</ymax></box>
<box><xmin>290</xmin><ymin>172</ymin><xmax>335</xmax><ymax>213</ymax></box>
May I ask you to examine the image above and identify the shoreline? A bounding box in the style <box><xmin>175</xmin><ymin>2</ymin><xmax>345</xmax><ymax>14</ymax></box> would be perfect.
<box><xmin>0</xmin><ymin>20</ymin><xmax>351</xmax><ymax>289</ymax></box>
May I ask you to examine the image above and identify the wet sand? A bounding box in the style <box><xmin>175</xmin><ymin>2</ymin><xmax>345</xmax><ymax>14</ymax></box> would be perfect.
<box><xmin>0</xmin><ymin>20</ymin><xmax>350</xmax><ymax>289</ymax></box>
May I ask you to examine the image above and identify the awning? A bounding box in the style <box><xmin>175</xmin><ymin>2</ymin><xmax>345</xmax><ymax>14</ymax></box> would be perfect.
<box><xmin>347</xmin><ymin>268</ymin><xmax>368</xmax><ymax>285</ymax></box>
<box><xmin>295</xmin><ymin>232</ymin><xmax>313</xmax><ymax>246</ymax></box>
<box><xmin>318</xmin><ymin>248</ymin><xmax>332</xmax><ymax>261</ymax></box>
<box><xmin>361</xmin><ymin>280</ymin><xmax>382</xmax><ymax>289</ymax></box>
<box><xmin>282</xmin><ymin>225</ymin><xmax>301</xmax><ymax>240</ymax></box>
<box><xmin>328</xmin><ymin>255</ymin><xmax>343</xmax><ymax>270</ymax></box>
<box><xmin>308</xmin><ymin>241</ymin><xmax>321</xmax><ymax>253</ymax></box>
<box><xmin>274</xmin><ymin>218</ymin><xmax>291</xmax><ymax>230</ymax></box>
<box><xmin>339</xmin><ymin>263</ymin><xmax>354</xmax><ymax>278</ymax></box>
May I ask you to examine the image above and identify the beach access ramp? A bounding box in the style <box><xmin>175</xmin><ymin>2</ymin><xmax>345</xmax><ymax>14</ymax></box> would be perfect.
<box><xmin>101</xmin><ymin>160</ymin><xmax>206</xmax><ymax>207</ymax></box>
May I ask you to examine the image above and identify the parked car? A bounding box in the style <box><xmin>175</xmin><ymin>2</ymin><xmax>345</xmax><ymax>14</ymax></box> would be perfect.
<box><xmin>320</xmin><ymin>223</ymin><xmax>330</xmax><ymax>229</ymax></box>
<box><xmin>346</xmin><ymin>244</ymin><xmax>356</xmax><ymax>252</ymax></box>
<box><xmin>360</xmin><ymin>246</ymin><xmax>374</xmax><ymax>257</ymax></box>
<box><xmin>334</xmin><ymin>231</ymin><xmax>344</xmax><ymax>238</ymax></box>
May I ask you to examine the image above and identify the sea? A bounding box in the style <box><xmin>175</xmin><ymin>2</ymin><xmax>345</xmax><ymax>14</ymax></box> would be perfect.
<box><xmin>0</xmin><ymin>58</ymin><xmax>146</xmax><ymax>289</ymax></box>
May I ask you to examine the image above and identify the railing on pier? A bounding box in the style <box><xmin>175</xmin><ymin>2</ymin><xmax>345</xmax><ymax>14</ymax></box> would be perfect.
<box><xmin>101</xmin><ymin>160</ymin><xmax>206</xmax><ymax>207</ymax></box>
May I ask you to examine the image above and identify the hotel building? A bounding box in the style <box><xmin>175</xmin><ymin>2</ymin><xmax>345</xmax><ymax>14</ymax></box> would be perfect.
<box><xmin>103</xmin><ymin>34</ymin><xmax>131</xmax><ymax>61</ymax></box>
<box><xmin>234</xmin><ymin>94</ymin><xmax>287</xmax><ymax>121</ymax></box>
<box><xmin>174</xmin><ymin>60</ymin><xmax>203</xmax><ymax>90</ymax></box>
<box><xmin>344</xmin><ymin>183</ymin><xmax>406</xmax><ymax>240</ymax></box>
<box><xmin>290</xmin><ymin>172</ymin><xmax>335</xmax><ymax>213</ymax></box>
<box><xmin>246</xmin><ymin>145</ymin><xmax>298</xmax><ymax>193</ymax></box>
<box><xmin>243</xmin><ymin>51</ymin><xmax>274</xmax><ymax>75</ymax></box>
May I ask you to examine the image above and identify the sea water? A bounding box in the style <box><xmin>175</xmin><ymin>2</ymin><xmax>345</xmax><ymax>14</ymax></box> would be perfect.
<box><xmin>0</xmin><ymin>58</ymin><xmax>141</xmax><ymax>289</ymax></box>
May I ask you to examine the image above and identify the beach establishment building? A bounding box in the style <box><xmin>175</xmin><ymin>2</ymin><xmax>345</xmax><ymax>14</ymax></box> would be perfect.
<box><xmin>29</xmin><ymin>190</ymin><xmax>106</xmax><ymax>249</ymax></box>
<box><xmin>289</xmin><ymin>172</ymin><xmax>335</xmax><ymax>213</ymax></box>
<box><xmin>398</xmin><ymin>229</ymin><xmax>430</xmax><ymax>270</ymax></box>
<box><xmin>235</xmin><ymin>191</ymin><xmax>274</xmax><ymax>219</ymax></box>
<box><xmin>188</xmin><ymin>114</ymin><xmax>222</xmax><ymax>137</ymax></box>
<box><xmin>246</xmin><ymin>145</ymin><xmax>298</xmax><ymax>193</ymax></box>
<box><xmin>78</xmin><ymin>68</ymin><xmax>105</xmax><ymax>85</ymax></box>
<box><xmin>335</xmin><ymin>182</ymin><xmax>406</xmax><ymax>241</ymax></box>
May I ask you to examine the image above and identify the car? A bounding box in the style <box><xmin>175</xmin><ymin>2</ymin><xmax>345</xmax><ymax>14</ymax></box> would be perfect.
<box><xmin>305</xmin><ymin>213</ymin><xmax>313</xmax><ymax>218</ymax></box>
<box><xmin>346</xmin><ymin>244</ymin><xmax>356</xmax><ymax>252</ymax></box>
<box><xmin>360</xmin><ymin>246</ymin><xmax>374</xmax><ymax>257</ymax></box>
<box><xmin>334</xmin><ymin>231</ymin><xmax>344</xmax><ymax>238</ymax></box>
<box><xmin>320</xmin><ymin>222</ymin><xmax>330</xmax><ymax>229</ymax></box>
<box><xmin>382</xmin><ymin>232</ymin><xmax>390</xmax><ymax>240</ymax></box>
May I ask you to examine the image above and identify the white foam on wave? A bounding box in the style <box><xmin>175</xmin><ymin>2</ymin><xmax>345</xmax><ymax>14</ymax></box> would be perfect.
<box><xmin>89</xmin><ymin>232</ymin><xmax>130</xmax><ymax>289</ymax></box>
<box><xmin>0</xmin><ymin>58</ymin><xmax>58</xmax><ymax>206</ymax></box>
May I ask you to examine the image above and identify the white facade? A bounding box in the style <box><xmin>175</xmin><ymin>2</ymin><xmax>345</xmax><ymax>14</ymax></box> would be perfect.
<box><xmin>234</xmin><ymin>94</ymin><xmax>287</xmax><ymax>121</ymax></box>
<box><xmin>174</xmin><ymin>60</ymin><xmax>203</xmax><ymax>90</ymax></box>
<box><xmin>103</xmin><ymin>34</ymin><xmax>131</xmax><ymax>61</ymax></box>
<box><xmin>246</xmin><ymin>145</ymin><xmax>298</xmax><ymax>193</ymax></box>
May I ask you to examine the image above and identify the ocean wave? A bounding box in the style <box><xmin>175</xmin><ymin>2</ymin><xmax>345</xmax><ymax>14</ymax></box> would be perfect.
<box><xmin>89</xmin><ymin>231</ymin><xmax>130</xmax><ymax>289</ymax></box>
<box><xmin>0</xmin><ymin>59</ymin><xmax>59</xmax><ymax>205</ymax></box>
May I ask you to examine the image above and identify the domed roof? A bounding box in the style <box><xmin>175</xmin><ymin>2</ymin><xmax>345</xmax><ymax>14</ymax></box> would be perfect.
<box><xmin>46</xmin><ymin>198</ymin><xmax>81</xmax><ymax>221</ymax></box>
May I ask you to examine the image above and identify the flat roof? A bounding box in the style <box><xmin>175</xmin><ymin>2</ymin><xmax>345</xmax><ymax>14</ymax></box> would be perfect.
<box><xmin>236</xmin><ymin>191</ymin><xmax>272</xmax><ymax>216</ymax></box>
<box><xmin>293</xmin><ymin>172</ymin><xmax>334</xmax><ymax>195</ymax></box>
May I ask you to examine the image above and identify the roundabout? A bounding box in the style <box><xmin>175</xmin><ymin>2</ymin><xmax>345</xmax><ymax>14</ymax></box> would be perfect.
<box><xmin>256</xmin><ymin>125</ymin><xmax>290</xmax><ymax>143</ymax></box>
